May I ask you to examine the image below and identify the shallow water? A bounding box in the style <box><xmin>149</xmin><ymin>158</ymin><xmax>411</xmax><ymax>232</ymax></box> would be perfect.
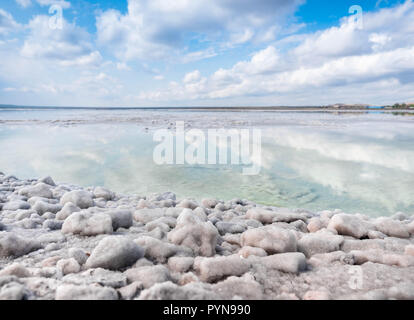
<box><xmin>1</xmin><ymin>107</ymin><xmax>414</xmax><ymax>216</ymax></box>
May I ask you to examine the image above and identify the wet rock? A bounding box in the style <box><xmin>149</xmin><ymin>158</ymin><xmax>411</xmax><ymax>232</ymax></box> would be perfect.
<box><xmin>85</xmin><ymin>236</ymin><xmax>144</xmax><ymax>270</ymax></box>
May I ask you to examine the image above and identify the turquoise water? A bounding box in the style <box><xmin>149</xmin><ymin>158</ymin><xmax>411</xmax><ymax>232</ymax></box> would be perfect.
<box><xmin>1</xmin><ymin>108</ymin><xmax>414</xmax><ymax>216</ymax></box>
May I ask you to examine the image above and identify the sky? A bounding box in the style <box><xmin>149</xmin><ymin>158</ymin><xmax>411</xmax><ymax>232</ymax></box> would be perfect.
<box><xmin>0</xmin><ymin>0</ymin><xmax>413</xmax><ymax>107</ymax></box>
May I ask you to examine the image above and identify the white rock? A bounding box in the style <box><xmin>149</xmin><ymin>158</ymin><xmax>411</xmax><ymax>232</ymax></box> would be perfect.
<box><xmin>327</xmin><ymin>214</ymin><xmax>371</xmax><ymax>239</ymax></box>
<box><xmin>55</xmin><ymin>284</ymin><xmax>118</xmax><ymax>300</ymax></box>
<box><xmin>60</xmin><ymin>190</ymin><xmax>94</xmax><ymax>209</ymax></box>
<box><xmin>38</xmin><ymin>176</ymin><xmax>56</xmax><ymax>186</ymax></box>
<box><xmin>298</xmin><ymin>233</ymin><xmax>344</xmax><ymax>257</ymax></box>
<box><xmin>62</xmin><ymin>211</ymin><xmax>113</xmax><ymax>236</ymax></box>
<box><xmin>68</xmin><ymin>248</ymin><xmax>89</xmax><ymax>265</ymax></box>
<box><xmin>93</xmin><ymin>186</ymin><xmax>115</xmax><ymax>201</ymax></box>
<box><xmin>85</xmin><ymin>236</ymin><xmax>145</xmax><ymax>270</ymax></box>
<box><xmin>0</xmin><ymin>263</ymin><xmax>31</xmax><ymax>278</ymax></box>
<box><xmin>261</xmin><ymin>252</ymin><xmax>307</xmax><ymax>273</ymax></box>
<box><xmin>56</xmin><ymin>202</ymin><xmax>81</xmax><ymax>220</ymax></box>
<box><xmin>0</xmin><ymin>233</ymin><xmax>42</xmax><ymax>258</ymax></box>
<box><xmin>167</xmin><ymin>209</ymin><xmax>219</xmax><ymax>257</ymax></box>
<box><xmin>57</xmin><ymin>258</ymin><xmax>81</xmax><ymax>275</ymax></box>
<box><xmin>196</xmin><ymin>255</ymin><xmax>251</xmax><ymax>283</ymax></box>
<box><xmin>374</xmin><ymin>217</ymin><xmax>410</xmax><ymax>239</ymax></box>
<box><xmin>106</xmin><ymin>209</ymin><xmax>133</xmax><ymax>230</ymax></box>
<box><xmin>32</xmin><ymin>201</ymin><xmax>62</xmax><ymax>215</ymax></box>
<box><xmin>18</xmin><ymin>183</ymin><xmax>53</xmax><ymax>199</ymax></box>
<box><xmin>2</xmin><ymin>200</ymin><xmax>31</xmax><ymax>211</ymax></box>
<box><xmin>240</xmin><ymin>225</ymin><xmax>297</xmax><ymax>254</ymax></box>
<box><xmin>124</xmin><ymin>265</ymin><xmax>171</xmax><ymax>289</ymax></box>
<box><xmin>168</xmin><ymin>257</ymin><xmax>195</xmax><ymax>273</ymax></box>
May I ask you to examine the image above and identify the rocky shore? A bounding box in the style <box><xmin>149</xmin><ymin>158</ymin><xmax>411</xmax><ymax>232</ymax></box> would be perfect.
<box><xmin>1</xmin><ymin>171</ymin><xmax>414</xmax><ymax>300</ymax></box>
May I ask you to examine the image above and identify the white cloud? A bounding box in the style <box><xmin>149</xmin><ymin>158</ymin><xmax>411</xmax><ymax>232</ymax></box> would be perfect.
<box><xmin>36</xmin><ymin>0</ymin><xmax>71</xmax><ymax>9</ymax></box>
<box><xmin>138</xmin><ymin>1</ymin><xmax>414</xmax><ymax>105</ymax></box>
<box><xmin>20</xmin><ymin>15</ymin><xmax>101</xmax><ymax>68</ymax></box>
<box><xmin>96</xmin><ymin>0</ymin><xmax>304</xmax><ymax>61</ymax></box>
<box><xmin>15</xmin><ymin>0</ymin><xmax>32</xmax><ymax>8</ymax></box>
<box><xmin>0</xmin><ymin>9</ymin><xmax>21</xmax><ymax>35</ymax></box>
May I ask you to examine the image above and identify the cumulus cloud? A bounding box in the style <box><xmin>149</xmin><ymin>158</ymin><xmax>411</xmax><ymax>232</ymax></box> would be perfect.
<box><xmin>96</xmin><ymin>0</ymin><xmax>304</xmax><ymax>61</ymax></box>
<box><xmin>0</xmin><ymin>9</ymin><xmax>21</xmax><ymax>35</ymax></box>
<box><xmin>15</xmin><ymin>0</ymin><xmax>32</xmax><ymax>8</ymax></box>
<box><xmin>20</xmin><ymin>15</ymin><xmax>101</xmax><ymax>67</ymax></box>
<box><xmin>139</xmin><ymin>1</ymin><xmax>414</xmax><ymax>105</ymax></box>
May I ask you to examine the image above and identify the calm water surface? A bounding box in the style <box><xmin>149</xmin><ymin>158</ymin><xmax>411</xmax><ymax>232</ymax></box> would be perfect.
<box><xmin>1</xmin><ymin>108</ymin><xmax>414</xmax><ymax>217</ymax></box>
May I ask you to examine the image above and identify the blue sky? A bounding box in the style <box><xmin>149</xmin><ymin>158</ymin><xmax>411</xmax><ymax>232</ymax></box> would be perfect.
<box><xmin>0</xmin><ymin>0</ymin><xmax>413</xmax><ymax>107</ymax></box>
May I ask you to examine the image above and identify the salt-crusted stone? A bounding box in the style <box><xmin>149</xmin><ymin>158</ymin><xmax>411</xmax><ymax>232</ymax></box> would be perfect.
<box><xmin>0</xmin><ymin>233</ymin><xmax>42</xmax><ymax>258</ymax></box>
<box><xmin>298</xmin><ymin>233</ymin><xmax>344</xmax><ymax>257</ymax></box>
<box><xmin>405</xmin><ymin>245</ymin><xmax>414</xmax><ymax>257</ymax></box>
<box><xmin>56</xmin><ymin>258</ymin><xmax>81</xmax><ymax>275</ymax></box>
<box><xmin>0</xmin><ymin>263</ymin><xmax>31</xmax><ymax>278</ymax></box>
<box><xmin>196</xmin><ymin>255</ymin><xmax>251</xmax><ymax>283</ymax></box>
<box><xmin>261</xmin><ymin>252</ymin><xmax>307</xmax><ymax>274</ymax></box>
<box><xmin>240</xmin><ymin>225</ymin><xmax>297</xmax><ymax>254</ymax></box>
<box><xmin>85</xmin><ymin>236</ymin><xmax>144</xmax><ymax>270</ymax></box>
<box><xmin>327</xmin><ymin>214</ymin><xmax>371</xmax><ymax>239</ymax></box>
<box><xmin>60</xmin><ymin>190</ymin><xmax>94</xmax><ymax>209</ymax></box>
<box><xmin>124</xmin><ymin>265</ymin><xmax>171</xmax><ymax>288</ymax></box>
<box><xmin>138</xmin><ymin>281</ymin><xmax>218</xmax><ymax>300</ymax></box>
<box><xmin>38</xmin><ymin>176</ymin><xmax>56</xmax><ymax>186</ymax></box>
<box><xmin>55</xmin><ymin>284</ymin><xmax>118</xmax><ymax>300</ymax></box>
<box><xmin>68</xmin><ymin>248</ymin><xmax>89</xmax><ymax>265</ymax></box>
<box><xmin>93</xmin><ymin>186</ymin><xmax>115</xmax><ymax>201</ymax></box>
<box><xmin>168</xmin><ymin>257</ymin><xmax>195</xmax><ymax>273</ymax></box>
<box><xmin>374</xmin><ymin>217</ymin><xmax>410</xmax><ymax>239</ymax></box>
<box><xmin>2</xmin><ymin>200</ymin><xmax>31</xmax><ymax>211</ymax></box>
<box><xmin>239</xmin><ymin>246</ymin><xmax>267</xmax><ymax>258</ymax></box>
<box><xmin>56</xmin><ymin>202</ymin><xmax>81</xmax><ymax>220</ymax></box>
<box><xmin>32</xmin><ymin>201</ymin><xmax>62</xmax><ymax>215</ymax></box>
<box><xmin>168</xmin><ymin>209</ymin><xmax>219</xmax><ymax>257</ymax></box>
<box><xmin>134</xmin><ymin>236</ymin><xmax>192</xmax><ymax>263</ymax></box>
<box><xmin>62</xmin><ymin>211</ymin><xmax>113</xmax><ymax>236</ymax></box>
<box><xmin>19</xmin><ymin>183</ymin><xmax>53</xmax><ymax>199</ymax></box>
<box><xmin>106</xmin><ymin>209</ymin><xmax>133</xmax><ymax>230</ymax></box>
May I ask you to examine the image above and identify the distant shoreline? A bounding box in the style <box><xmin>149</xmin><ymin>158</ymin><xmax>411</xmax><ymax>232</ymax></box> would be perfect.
<box><xmin>1</xmin><ymin>104</ymin><xmax>414</xmax><ymax>112</ymax></box>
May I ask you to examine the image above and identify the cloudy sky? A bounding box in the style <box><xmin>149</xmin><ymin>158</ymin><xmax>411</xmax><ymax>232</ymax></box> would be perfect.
<box><xmin>0</xmin><ymin>0</ymin><xmax>413</xmax><ymax>107</ymax></box>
